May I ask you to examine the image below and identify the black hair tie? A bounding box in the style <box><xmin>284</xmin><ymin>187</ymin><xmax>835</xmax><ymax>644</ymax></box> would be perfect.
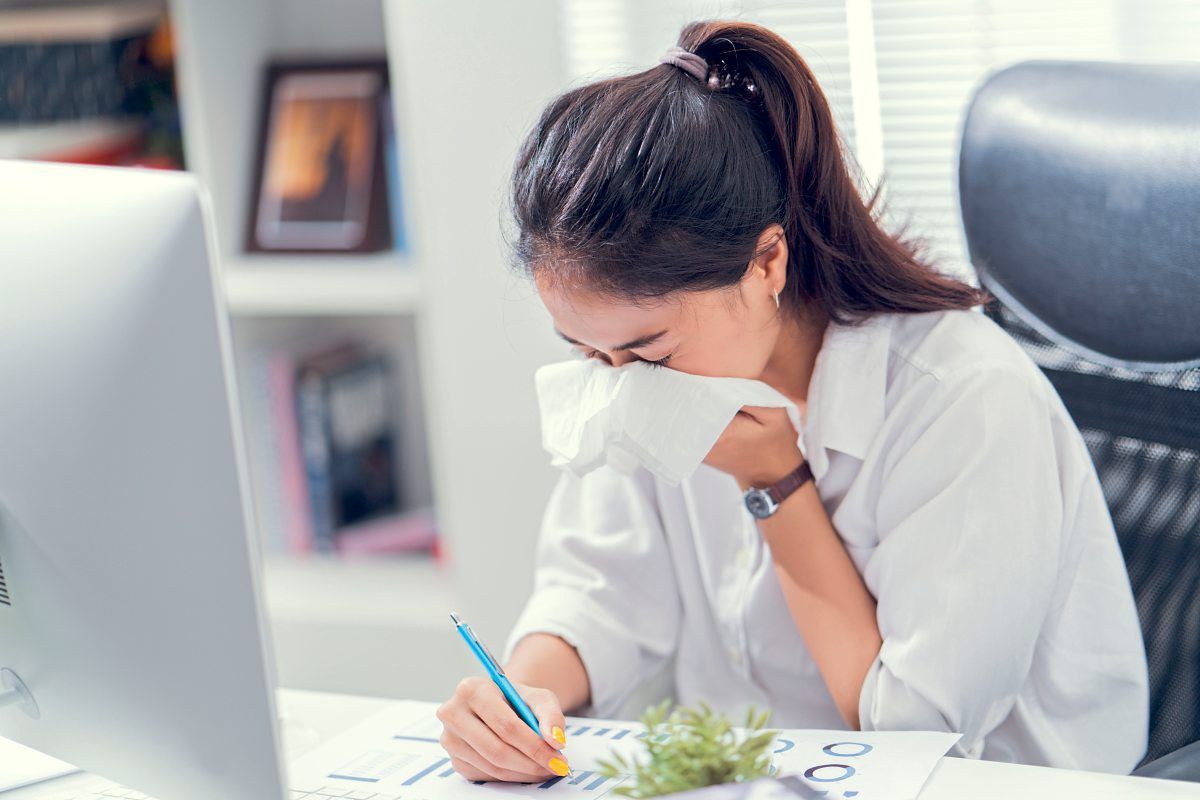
<box><xmin>660</xmin><ymin>45</ymin><xmax>761</xmax><ymax>104</ymax></box>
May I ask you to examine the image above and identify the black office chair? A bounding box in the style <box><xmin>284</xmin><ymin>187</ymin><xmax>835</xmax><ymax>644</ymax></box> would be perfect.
<box><xmin>958</xmin><ymin>60</ymin><xmax>1200</xmax><ymax>780</ymax></box>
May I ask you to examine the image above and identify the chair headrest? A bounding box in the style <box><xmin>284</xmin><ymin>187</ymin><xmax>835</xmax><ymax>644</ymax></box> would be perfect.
<box><xmin>958</xmin><ymin>60</ymin><xmax>1200</xmax><ymax>369</ymax></box>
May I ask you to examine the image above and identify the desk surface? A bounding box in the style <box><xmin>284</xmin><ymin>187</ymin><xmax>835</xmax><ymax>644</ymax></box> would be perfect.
<box><xmin>274</xmin><ymin>690</ymin><xmax>1199</xmax><ymax>800</ymax></box>
<box><xmin>4</xmin><ymin>689</ymin><xmax>1196</xmax><ymax>799</ymax></box>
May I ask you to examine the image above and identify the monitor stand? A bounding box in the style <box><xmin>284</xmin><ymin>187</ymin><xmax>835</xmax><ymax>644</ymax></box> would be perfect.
<box><xmin>0</xmin><ymin>668</ymin><xmax>39</xmax><ymax>719</ymax></box>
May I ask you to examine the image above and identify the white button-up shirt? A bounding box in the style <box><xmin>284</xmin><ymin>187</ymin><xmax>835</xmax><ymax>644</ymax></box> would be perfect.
<box><xmin>505</xmin><ymin>309</ymin><xmax>1149</xmax><ymax>773</ymax></box>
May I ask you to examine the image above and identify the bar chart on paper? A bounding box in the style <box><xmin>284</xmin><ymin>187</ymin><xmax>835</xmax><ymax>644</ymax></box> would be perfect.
<box><xmin>287</xmin><ymin>700</ymin><xmax>960</xmax><ymax>800</ymax></box>
<box><xmin>324</xmin><ymin>746</ymin><xmax>628</xmax><ymax>795</ymax></box>
<box><xmin>289</xmin><ymin>703</ymin><xmax>635</xmax><ymax>800</ymax></box>
<box><xmin>304</xmin><ymin>753</ymin><xmax>630</xmax><ymax>799</ymax></box>
<box><xmin>399</xmin><ymin>757</ymin><xmax>626</xmax><ymax>795</ymax></box>
<box><xmin>385</xmin><ymin>717</ymin><xmax>639</xmax><ymax>794</ymax></box>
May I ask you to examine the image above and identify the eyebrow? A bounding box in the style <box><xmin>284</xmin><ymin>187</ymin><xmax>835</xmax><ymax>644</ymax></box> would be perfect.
<box><xmin>556</xmin><ymin>328</ymin><xmax>669</xmax><ymax>352</ymax></box>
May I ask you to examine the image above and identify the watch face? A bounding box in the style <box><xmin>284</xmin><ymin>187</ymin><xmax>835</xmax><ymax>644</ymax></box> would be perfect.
<box><xmin>744</xmin><ymin>489</ymin><xmax>775</xmax><ymax>519</ymax></box>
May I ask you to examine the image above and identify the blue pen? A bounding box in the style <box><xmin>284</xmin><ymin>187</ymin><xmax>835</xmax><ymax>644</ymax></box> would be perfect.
<box><xmin>450</xmin><ymin>612</ymin><xmax>572</xmax><ymax>776</ymax></box>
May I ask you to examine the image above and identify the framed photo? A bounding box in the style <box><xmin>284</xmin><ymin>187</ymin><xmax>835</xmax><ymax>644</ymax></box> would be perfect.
<box><xmin>246</xmin><ymin>60</ymin><xmax>392</xmax><ymax>253</ymax></box>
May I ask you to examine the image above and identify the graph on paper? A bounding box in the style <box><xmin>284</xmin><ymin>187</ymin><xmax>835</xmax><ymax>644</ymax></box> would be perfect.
<box><xmin>296</xmin><ymin>712</ymin><xmax>633</xmax><ymax>799</ymax></box>
<box><xmin>286</xmin><ymin>700</ymin><xmax>960</xmax><ymax>800</ymax></box>
<box><xmin>316</xmin><ymin>753</ymin><xmax>629</xmax><ymax>799</ymax></box>
<box><xmin>327</xmin><ymin>750</ymin><xmax>422</xmax><ymax>784</ymax></box>
<box><xmin>371</xmin><ymin>714</ymin><xmax>878</xmax><ymax>797</ymax></box>
<box><xmin>391</xmin><ymin>756</ymin><xmax>628</xmax><ymax>795</ymax></box>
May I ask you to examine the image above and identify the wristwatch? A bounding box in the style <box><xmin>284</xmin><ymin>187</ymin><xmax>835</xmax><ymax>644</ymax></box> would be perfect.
<box><xmin>743</xmin><ymin>461</ymin><xmax>814</xmax><ymax>519</ymax></box>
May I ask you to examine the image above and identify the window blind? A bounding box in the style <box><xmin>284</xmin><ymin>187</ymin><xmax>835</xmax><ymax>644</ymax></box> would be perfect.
<box><xmin>871</xmin><ymin>0</ymin><xmax>1199</xmax><ymax>279</ymax></box>
<box><xmin>557</xmin><ymin>0</ymin><xmax>1199</xmax><ymax>280</ymax></box>
<box><xmin>753</xmin><ymin>1</ymin><xmax>861</xmax><ymax>174</ymax></box>
<box><xmin>555</xmin><ymin>0</ymin><xmax>862</xmax><ymax>181</ymax></box>
<box><xmin>556</xmin><ymin>0</ymin><xmax>633</xmax><ymax>82</ymax></box>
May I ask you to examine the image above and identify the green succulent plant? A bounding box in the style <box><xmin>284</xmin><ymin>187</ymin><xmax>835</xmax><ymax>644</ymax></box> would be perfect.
<box><xmin>595</xmin><ymin>700</ymin><xmax>779</xmax><ymax>799</ymax></box>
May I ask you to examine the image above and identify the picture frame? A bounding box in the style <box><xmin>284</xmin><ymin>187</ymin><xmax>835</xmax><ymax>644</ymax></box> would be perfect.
<box><xmin>246</xmin><ymin>59</ymin><xmax>392</xmax><ymax>253</ymax></box>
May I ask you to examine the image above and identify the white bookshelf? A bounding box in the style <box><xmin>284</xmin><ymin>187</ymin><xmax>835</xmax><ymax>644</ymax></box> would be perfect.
<box><xmin>263</xmin><ymin>553</ymin><xmax>473</xmax><ymax>701</ymax></box>
<box><xmin>222</xmin><ymin>254</ymin><xmax>423</xmax><ymax>316</ymax></box>
<box><xmin>169</xmin><ymin>0</ymin><xmax>568</xmax><ymax>700</ymax></box>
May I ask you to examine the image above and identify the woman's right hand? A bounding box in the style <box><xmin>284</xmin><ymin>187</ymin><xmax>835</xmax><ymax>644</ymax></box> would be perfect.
<box><xmin>436</xmin><ymin>676</ymin><xmax>570</xmax><ymax>782</ymax></box>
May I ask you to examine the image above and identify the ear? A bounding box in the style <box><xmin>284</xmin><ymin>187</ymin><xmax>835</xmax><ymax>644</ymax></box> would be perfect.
<box><xmin>746</xmin><ymin>223</ymin><xmax>788</xmax><ymax>294</ymax></box>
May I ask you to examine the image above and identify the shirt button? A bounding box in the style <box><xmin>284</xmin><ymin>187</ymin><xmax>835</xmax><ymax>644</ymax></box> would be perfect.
<box><xmin>729</xmin><ymin>646</ymin><xmax>743</xmax><ymax>666</ymax></box>
<box><xmin>736</xmin><ymin>546</ymin><xmax>751</xmax><ymax>569</ymax></box>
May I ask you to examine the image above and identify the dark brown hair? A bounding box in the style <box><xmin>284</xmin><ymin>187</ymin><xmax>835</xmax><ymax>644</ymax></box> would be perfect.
<box><xmin>505</xmin><ymin>19</ymin><xmax>985</xmax><ymax>324</ymax></box>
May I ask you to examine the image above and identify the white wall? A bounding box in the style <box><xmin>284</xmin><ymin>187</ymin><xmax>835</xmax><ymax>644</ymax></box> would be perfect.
<box><xmin>385</xmin><ymin>0</ymin><xmax>569</xmax><ymax>641</ymax></box>
<box><xmin>171</xmin><ymin>0</ymin><xmax>574</xmax><ymax>700</ymax></box>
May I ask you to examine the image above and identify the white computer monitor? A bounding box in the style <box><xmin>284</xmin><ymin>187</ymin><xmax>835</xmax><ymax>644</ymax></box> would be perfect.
<box><xmin>0</xmin><ymin>160</ymin><xmax>286</xmax><ymax>800</ymax></box>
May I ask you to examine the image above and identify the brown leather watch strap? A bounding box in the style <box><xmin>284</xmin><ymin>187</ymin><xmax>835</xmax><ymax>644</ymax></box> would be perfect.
<box><xmin>766</xmin><ymin>461</ymin><xmax>814</xmax><ymax>506</ymax></box>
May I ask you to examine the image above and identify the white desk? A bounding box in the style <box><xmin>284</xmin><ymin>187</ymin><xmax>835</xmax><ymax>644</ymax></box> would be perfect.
<box><xmin>273</xmin><ymin>690</ymin><xmax>1200</xmax><ymax>800</ymax></box>
<box><xmin>6</xmin><ymin>689</ymin><xmax>1198</xmax><ymax>799</ymax></box>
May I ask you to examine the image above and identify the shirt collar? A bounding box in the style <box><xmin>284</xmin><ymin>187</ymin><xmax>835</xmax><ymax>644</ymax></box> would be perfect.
<box><xmin>801</xmin><ymin>314</ymin><xmax>892</xmax><ymax>481</ymax></box>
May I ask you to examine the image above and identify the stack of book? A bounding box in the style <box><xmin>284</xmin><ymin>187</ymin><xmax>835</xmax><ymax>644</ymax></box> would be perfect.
<box><xmin>0</xmin><ymin>0</ymin><xmax>183</xmax><ymax>168</ymax></box>
<box><xmin>254</xmin><ymin>341</ymin><xmax>437</xmax><ymax>557</ymax></box>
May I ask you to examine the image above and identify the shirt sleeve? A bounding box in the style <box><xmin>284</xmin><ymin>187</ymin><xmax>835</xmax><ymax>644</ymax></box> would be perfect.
<box><xmin>857</xmin><ymin>363</ymin><xmax>1066</xmax><ymax>757</ymax></box>
<box><xmin>504</xmin><ymin>464</ymin><xmax>682</xmax><ymax>718</ymax></box>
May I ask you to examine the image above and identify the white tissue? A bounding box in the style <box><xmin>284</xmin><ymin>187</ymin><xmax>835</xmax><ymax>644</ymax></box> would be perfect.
<box><xmin>534</xmin><ymin>358</ymin><xmax>803</xmax><ymax>485</ymax></box>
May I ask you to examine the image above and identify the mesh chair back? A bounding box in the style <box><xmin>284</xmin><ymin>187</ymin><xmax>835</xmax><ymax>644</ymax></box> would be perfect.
<box><xmin>959</xmin><ymin>60</ymin><xmax>1200</xmax><ymax>764</ymax></box>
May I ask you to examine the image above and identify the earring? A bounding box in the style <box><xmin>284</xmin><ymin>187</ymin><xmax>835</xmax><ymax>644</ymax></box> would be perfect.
<box><xmin>772</xmin><ymin>290</ymin><xmax>780</xmax><ymax>309</ymax></box>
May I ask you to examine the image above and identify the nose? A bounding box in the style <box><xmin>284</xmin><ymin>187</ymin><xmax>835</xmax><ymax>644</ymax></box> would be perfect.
<box><xmin>607</xmin><ymin>351</ymin><xmax>641</xmax><ymax>368</ymax></box>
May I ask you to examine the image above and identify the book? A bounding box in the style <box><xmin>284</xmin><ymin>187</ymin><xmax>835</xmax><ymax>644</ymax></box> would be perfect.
<box><xmin>270</xmin><ymin>351</ymin><xmax>316</xmax><ymax>553</ymax></box>
<box><xmin>293</xmin><ymin>344</ymin><xmax>402</xmax><ymax>553</ymax></box>
<box><xmin>0</xmin><ymin>1</ymin><xmax>184</xmax><ymax>168</ymax></box>
<box><xmin>0</xmin><ymin>0</ymin><xmax>164</xmax><ymax>43</ymax></box>
<box><xmin>335</xmin><ymin>505</ymin><xmax>437</xmax><ymax>557</ymax></box>
<box><xmin>0</xmin><ymin>1</ymin><xmax>165</xmax><ymax>123</ymax></box>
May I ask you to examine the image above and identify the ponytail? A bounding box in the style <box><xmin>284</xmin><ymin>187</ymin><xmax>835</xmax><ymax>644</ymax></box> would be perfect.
<box><xmin>507</xmin><ymin>19</ymin><xmax>985</xmax><ymax>323</ymax></box>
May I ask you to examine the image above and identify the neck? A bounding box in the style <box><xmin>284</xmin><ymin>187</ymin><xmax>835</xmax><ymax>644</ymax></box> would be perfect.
<box><xmin>759</xmin><ymin>309</ymin><xmax>828</xmax><ymax>405</ymax></box>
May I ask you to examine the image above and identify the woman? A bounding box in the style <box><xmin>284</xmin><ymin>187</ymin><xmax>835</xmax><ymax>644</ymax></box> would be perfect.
<box><xmin>436</xmin><ymin>19</ymin><xmax>1148</xmax><ymax>780</ymax></box>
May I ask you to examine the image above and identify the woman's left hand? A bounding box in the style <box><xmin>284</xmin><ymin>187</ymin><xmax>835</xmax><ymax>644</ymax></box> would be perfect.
<box><xmin>702</xmin><ymin>405</ymin><xmax>805</xmax><ymax>490</ymax></box>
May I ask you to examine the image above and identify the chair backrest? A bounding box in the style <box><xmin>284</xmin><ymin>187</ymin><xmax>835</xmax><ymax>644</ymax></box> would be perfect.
<box><xmin>959</xmin><ymin>60</ymin><xmax>1200</xmax><ymax>765</ymax></box>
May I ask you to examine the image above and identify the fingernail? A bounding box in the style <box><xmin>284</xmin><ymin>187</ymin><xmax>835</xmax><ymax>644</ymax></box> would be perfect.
<box><xmin>552</xmin><ymin>726</ymin><xmax>566</xmax><ymax>745</ymax></box>
<box><xmin>549</xmin><ymin>757</ymin><xmax>570</xmax><ymax>777</ymax></box>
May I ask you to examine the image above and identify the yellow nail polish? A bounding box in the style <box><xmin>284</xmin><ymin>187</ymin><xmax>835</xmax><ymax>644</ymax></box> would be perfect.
<box><xmin>549</xmin><ymin>757</ymin><xmax>570</xmax><ymax>777</ymax></box>
<box><xmin>552</xmin><ymin>726</ymin><xmax>566</xmax><ymax>745</ymax></box>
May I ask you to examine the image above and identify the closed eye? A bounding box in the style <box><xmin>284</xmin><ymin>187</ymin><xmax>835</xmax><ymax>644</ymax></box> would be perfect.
<box><xmin>577</xmin><ymin>348</ymin><xmax>611</xmax><ymax>365</ymax></box>
<box><xmin>574</xmin><ymin>348</ymin><xmax>671</xmax><ymax>368</ymax></box>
